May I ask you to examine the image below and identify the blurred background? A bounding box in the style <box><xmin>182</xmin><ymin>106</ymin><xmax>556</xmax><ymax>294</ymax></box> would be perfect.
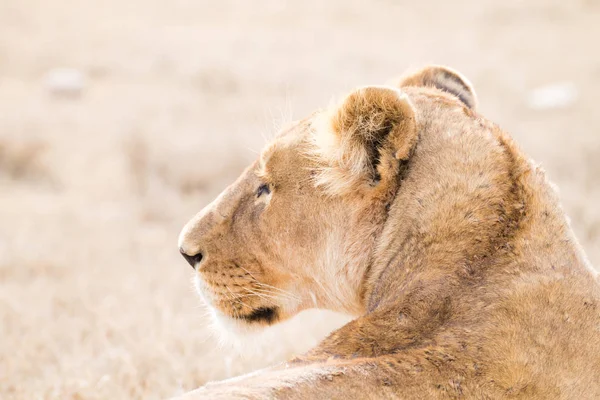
<box><xmin>1</xmin><ymin>0</ymin><xmax>599</xmax><ymax>398</ymax></box>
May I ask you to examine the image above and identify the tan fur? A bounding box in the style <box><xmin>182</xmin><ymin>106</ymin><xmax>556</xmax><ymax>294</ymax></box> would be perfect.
<box><xmin>395</xmin><ymin>65</ymin><xmax>477</xmax><ymax>110</ymax></box>
<box><xmin>177</xmin><ymin>65</ymin><xmax>599</xmax><ymax>399</ymax></box>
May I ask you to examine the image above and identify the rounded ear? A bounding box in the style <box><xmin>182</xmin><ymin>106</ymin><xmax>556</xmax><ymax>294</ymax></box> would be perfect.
<box><xmin>312</xmin><ymin>86</ymin><xmax>417</xmax><ymax>195</ymax></box>
<box><xmin>397</xmin><ymin>65</ymin><xmax>477</xmax><ymax>110</ymax></box>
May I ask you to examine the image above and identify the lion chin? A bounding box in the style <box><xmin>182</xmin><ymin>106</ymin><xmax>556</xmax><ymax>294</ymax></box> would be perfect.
<box><xmin>193</xmin><ymin>276</ymin><xmax>281</xmax><ymax>336</ymax></box>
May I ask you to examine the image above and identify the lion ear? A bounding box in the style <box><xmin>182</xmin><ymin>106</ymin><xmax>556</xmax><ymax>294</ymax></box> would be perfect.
<box><xmin>312</xmin><ymin>86</ymin><xmax>417</xmax><ymax>194</ymax></box>
<box><xmin>397</xmin><ymin>65</ymin><xmax>477</xmax><ymax>110</ymax></box>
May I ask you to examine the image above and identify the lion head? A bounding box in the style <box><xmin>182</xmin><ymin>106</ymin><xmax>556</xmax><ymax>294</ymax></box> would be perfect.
<box><xmin>178</xmin><ymin>66</ymin><xmax>476</xmax><ymax>331</ymax></box>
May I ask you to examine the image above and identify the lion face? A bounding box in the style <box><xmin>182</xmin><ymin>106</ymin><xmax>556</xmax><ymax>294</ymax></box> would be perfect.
<box><xmin>178</xmin><ymin>66</ymin><xmax>476</xmax><ymax>330</ymax></box>
<box><xmin>179</xmin><ymin>120</ymin><xmax>331</xmax><ymax>327</ymax></box>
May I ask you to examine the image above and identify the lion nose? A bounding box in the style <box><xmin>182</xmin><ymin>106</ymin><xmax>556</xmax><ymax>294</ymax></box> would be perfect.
<box><xmin>180</xmin><ymin>248</ymin><xmax>203</xmax><ymax>269</ymax></box>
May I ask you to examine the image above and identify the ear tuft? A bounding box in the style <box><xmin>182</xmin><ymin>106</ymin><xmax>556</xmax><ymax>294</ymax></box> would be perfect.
<box><xmin>398</xmin><ymin>65</ymin><xmax>477</xmax><ymax>110</ymax></box>
<box><xmin>311</xmin><ymin>86</ymin><xmax>417</xmax><ymax>195</ymax></box>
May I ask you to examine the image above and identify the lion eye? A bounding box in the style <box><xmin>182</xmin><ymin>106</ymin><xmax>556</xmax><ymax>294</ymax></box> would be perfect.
<box><xmin>256</xmin><ymin>184</ymin><xmax>271</xmax><ymax>198</ymax></box>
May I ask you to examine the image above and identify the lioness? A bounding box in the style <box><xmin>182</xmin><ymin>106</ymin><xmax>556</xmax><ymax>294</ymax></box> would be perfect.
<box><xmin>178</xmin><ymin>66</ymin><xmax>600</xmax><ymax>399</ymax></box>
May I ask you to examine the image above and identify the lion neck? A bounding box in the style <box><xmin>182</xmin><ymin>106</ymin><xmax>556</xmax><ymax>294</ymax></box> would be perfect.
<box><xmin>358</xmin><ymin>105</ymin><xmax>575</xmax><ymax>316</ymax></box>
<box><xmin>312</xmin><ymin>96</ymin><xmax>592</xmax><ymax>325</ymax></box>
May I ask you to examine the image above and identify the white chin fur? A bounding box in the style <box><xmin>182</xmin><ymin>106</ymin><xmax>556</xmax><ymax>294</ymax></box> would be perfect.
<box><xmin>192</xmin><ymin>276</ymin><xmax>353</xmax><ymax>361</ymax></box>
<box><xmin>193</xmin><ymin>276</ymin><xmax>276</xmax><ymax>346</ymax></box>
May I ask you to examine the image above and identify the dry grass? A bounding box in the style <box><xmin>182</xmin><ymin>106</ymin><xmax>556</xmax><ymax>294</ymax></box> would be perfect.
<box><xmin>0</xmin><ymin>138</ymin><xmax>49</xmax><ymax>182</ymax></box>
<box><xmin>1</xmin><ymin>0</ymin><xmax>599</xmax><ymax>399</ymax></box>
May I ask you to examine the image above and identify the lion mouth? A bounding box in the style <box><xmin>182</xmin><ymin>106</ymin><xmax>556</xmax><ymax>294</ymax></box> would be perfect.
<box><xmin>236</xmin><ymin>306</ymin><xmax>279</xmax><ymax>324</ymax></box>
<box><xmin>194</xmin><ymin>276</ymin><xmax>281</xmax><ymax>325</ymax></box>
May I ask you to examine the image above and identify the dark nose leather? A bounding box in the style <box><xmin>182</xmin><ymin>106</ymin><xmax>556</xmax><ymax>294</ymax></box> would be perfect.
<box><xmin>180</xmin><ymin>248</ymin><xmax>203</xmax><ymax>269</ymax></box>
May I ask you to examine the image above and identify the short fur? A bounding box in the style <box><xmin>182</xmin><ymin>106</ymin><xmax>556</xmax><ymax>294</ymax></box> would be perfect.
<box><xmin>177</xmin><ymin>65</ymin><xmax>599</xmax><ymax>399</ymax></box>
<box><xmin>396</xmin><ymin>65</ymin><xmax>477</xmax><ymax>109</ymax></box>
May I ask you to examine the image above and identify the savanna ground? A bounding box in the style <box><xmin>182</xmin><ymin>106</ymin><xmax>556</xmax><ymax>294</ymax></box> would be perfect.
<box><xmin>1</xmin><ymin>0</ymin><xmax>599</xmax><ymax>399</ymax></box>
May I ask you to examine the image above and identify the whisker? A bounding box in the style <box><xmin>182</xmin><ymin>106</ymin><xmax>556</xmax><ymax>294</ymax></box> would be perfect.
<box><xmin>225</xmin><ymin>285</ymin><xmax>253</xmax><ymax>310</ymax></box>
<box><xmin>233</xmin><ymin>263</ymin><xmax>301</xmax><ymax>302</ymax></box>
<box><xmin>242</xmin><ymin>288</ymin><xmax>280</xmax><ymax>305</ymax></box>
<box><xmin>234</xmin><ymin>264</ymin><xmax>260</xmax><ymax>280</ymax></box>
<box><xmin>243</xmin><ymin>289</ymin><xmax>280</xmax><ymax>300</ymax></box>
<box><xmin>234</xmin><ymin>264</ymin><xmax>300</xmax><ymax>298</ymax></box>
<box><xmin>253</xmin><ymin>281</ymin><xmax>301</xmax><ymax>300</ymax></box>
<box><xmin>239</xmin><ymin>293</ymin><xmax>279</xmax><ymax>305</ymax></box>
<box><xmin>249</xmin><ymin>286</ymin><xmax>301</xmax><ymax>304</ymax></box>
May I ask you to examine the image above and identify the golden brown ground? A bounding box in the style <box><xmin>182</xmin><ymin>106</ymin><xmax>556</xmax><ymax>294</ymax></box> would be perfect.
<box><xmin>1</xmin><ymin>0</ymin><xmax>599</xmax><ymax>398</ymax></box>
